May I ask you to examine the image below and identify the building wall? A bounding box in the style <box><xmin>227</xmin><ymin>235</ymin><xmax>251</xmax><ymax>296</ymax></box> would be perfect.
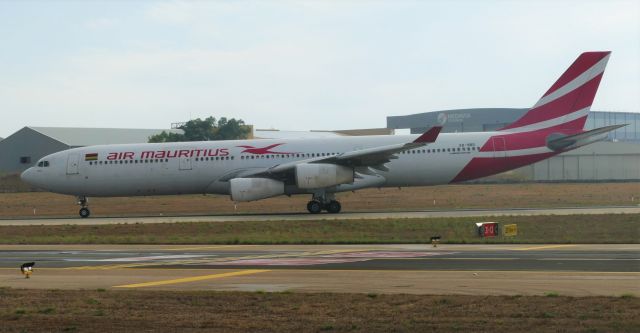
<box><xmin>388</xmin><ymin>109</ymin><xmax>640</xmax><ymax>142</ymax></box>
<box><xmin>527</xmin><ymin>142</ymin><xmax>640</xmax><ymax>181</ymax></box>
<box><xmin>0</xmin><ymin>128</ymin><xmax>69</xmax><ymax>174</ymax></box>
<box><xmin>387</xmin><ymin>108</ymin><xmax>525</xmax><ymax>134</ymax></box>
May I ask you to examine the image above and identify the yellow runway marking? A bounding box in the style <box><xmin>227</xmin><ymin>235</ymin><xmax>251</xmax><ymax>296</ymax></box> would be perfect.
<box><xmin>512</xmin><ymin>245</ymin><xmax>577</xmax><ymax>251</ymax></box>
<box><xmin>114</xmin><ymin>269</ymin><xmax>270</xmax><ymax>288</ymax></box>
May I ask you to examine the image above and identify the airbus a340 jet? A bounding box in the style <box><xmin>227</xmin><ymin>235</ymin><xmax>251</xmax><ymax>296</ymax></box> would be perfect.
<box><xmin>21</xmin><ymin>51</ymin><xmax>623</xmax><ymax>217</ymax></box>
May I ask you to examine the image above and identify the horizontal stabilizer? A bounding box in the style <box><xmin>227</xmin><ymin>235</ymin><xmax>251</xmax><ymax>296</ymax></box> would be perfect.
<box><xmin>546</xmin><ymin>124</ymin><xmax>626</xmax><ymax>151</ymax></box>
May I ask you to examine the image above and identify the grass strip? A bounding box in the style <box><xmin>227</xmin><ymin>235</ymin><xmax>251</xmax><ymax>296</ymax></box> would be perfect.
<box><xmin>0</xmin><ymin>213</ymin><xmax>637</xmax><ymax>244</ymax></box>
<box><xmin>0</xmin><ymin>288</ymin><xmax>638</xmax><ymax>332</ymax></box>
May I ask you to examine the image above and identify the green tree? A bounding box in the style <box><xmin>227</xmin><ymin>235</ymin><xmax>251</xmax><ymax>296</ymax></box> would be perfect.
<box><xmin>149</xmin><ymin>117</ymin><xmax>251</xmax><ymax>142</ymax></box>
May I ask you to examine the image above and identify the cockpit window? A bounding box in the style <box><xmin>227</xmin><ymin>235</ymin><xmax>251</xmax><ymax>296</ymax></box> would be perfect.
<box><xmin>37</xmin><ymin>162</ymin><xmax>43</xmax><ymax>167</ymax></box>
<box><xmin>38</xmin><ymin>161</ymin><xmax>50</xmax><ymax>167</ymax></box>
<box><xmin>44</xmin><ymin>161</ymin><xmax>49</xmax><ymax>167</ymax></box>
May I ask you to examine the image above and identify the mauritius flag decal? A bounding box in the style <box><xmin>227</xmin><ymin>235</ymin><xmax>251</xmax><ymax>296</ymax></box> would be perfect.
<box><xmin>84</xmin><ymin>153</ymin><xmax>98</xmax><ymax>161</ymax></box>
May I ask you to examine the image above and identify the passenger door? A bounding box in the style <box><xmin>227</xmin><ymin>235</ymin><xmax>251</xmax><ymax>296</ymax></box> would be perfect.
<box><xmin>492</xmin><ymin>137</ymin><xmax>507</xmax><ymax>158</ymax></box>
<box><xmin>66</xmin><ymin>153</ymin><xmax>79</xmax><ymax>175</ymax></box>
<box><xmin>179</xmin><ymin>155</ymin><xmax>192</xmax><ymax>171</ymax></box>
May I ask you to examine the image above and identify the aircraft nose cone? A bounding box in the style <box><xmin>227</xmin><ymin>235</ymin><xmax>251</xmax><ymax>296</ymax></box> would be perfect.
<box><xmin>20</xmin><ymin>168</ymin><xmax>35</xmax><ymax>185</ymax></box>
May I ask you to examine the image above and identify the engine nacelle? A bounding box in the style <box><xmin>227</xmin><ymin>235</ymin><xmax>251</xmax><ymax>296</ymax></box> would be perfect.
<box><xmin>230</xmin><ymin>178</ymin><xmax>284</xmax><ymax>202</ymax></box>
<box><xmin>295</xmin><ymin>163</ymin><xmax>354</xmax><ymax>189</ymax></box>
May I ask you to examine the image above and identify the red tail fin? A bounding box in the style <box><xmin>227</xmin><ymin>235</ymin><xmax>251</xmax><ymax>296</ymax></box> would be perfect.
<box><xmin>501</xmin><ymin>51</ymin><xmax>611</xmax><ymax>132</ymax></box>
<box><xmin>413</xmin><ymin>126</ymin><xmax>442</xmax><ymax>143</ymax></box>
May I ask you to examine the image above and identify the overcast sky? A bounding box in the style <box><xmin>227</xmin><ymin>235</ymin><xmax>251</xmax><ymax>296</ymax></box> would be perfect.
<box><xmin>1</xmin><ymin>0</ymin><xmax>638</xmax><ymax>138</ymax></box>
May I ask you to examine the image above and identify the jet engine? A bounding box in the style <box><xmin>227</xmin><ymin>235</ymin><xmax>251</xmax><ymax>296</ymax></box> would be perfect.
<box><xmin>295</xmin><ymin>163</ymin><xmax>354</xmax><ymax>189</ymax></box>
<box><xmin>230</xmin><ymin>178</ymin><xmax>284</xmax><ymax>202</ymax></box>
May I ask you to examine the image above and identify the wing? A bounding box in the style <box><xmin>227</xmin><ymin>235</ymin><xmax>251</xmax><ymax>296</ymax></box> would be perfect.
<box><xmin>232</xmin><ymin>126</ymin><xmax>442</xmax><ymax>182</ymax></box>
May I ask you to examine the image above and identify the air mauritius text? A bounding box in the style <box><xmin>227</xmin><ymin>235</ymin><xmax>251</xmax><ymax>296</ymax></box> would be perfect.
<box><xmin>107</xmin><ymin>148</ymin><xmax>229</xmax><ymax>160</ymax></box>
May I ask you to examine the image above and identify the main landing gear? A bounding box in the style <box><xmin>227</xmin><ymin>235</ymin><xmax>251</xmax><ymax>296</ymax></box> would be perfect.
<box><xmin>306</xmin><ymin>192</ymin><xmax>342</xmax><ymax>214</ymax></box>
<box><xmin>77</xmin><ymin>196</ymin><xmax>90</xmax><ymax>218</ymax></box>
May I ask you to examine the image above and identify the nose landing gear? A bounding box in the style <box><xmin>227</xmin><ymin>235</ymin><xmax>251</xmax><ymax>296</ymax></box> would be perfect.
<box><xmin>77</xmin><ymin>196</ymin><xmax>90</xmax><ymax>218</ymax></box>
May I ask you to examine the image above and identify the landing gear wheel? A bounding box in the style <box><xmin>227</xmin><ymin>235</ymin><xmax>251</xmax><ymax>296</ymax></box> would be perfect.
<box><xmin>79</xmin><ymin>207</ymin><xmax>91</xmax><ymax>218</ymax></box>
<box><xmin>325</xmin><ymin>200</ymin><xmax>342</xmax><ymax>214</ymax></box>
<box><xmin>307</xmin><ymin>200</ymin><xmax>322</xmax><ymax>214</ymax></box>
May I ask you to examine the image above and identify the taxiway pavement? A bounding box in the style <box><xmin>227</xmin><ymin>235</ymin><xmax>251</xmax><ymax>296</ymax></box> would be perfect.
<box><xmin>1</xmin><ymin>244</ymin><xmax>637</xmax><ymax>296</ymax></box>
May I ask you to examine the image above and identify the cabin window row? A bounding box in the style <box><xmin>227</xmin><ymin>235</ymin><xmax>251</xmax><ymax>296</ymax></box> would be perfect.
<box><xmin>239</xmin><ymin>153</ymin><xmax>338</xmax><ymax>160</ymax></box>
<box><xmin>401</xmin><ymin>146</ymin><xmax>479</xmax><ymax>154</ymax></box>
<box><xmin>88</xmin><ymin>156</ymin><xmax>236</xmax><ymax>165</ymax></box>
<box><xmin>194</xmin><ymin>156</ymin><xmax>233</xmax><ymax>161</ymax></box>
<box><xmin>89</xmin><ymin>159</ymin><xmax>169</xmax><ymax>165</ymax></box>
<box><xmin>86</xmin><ymin>147</ymin><xmax>478</xmax><ymax>165</ymax></box>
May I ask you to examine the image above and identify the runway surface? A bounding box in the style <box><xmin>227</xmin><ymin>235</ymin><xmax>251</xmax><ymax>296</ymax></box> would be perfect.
<box><xmin>1</xmin><ymin>244</ymin><xmax>638</xmax><ymax>296</ymax></box>
<box><xmin>2</xmin><ymin>205</ymin><xmax>639</xmax><ymax>225</ymax></box>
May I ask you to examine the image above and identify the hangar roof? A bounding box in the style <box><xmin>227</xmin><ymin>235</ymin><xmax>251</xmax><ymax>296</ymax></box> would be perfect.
<box><xmin>27</xmin><ymin>127</ymin><xmax>183</xmax><ymax>147</ymax></box>
<box><xmin>254</xmin><ymin>128</ymin><xmax>391</xmax><ymax>139</ymax></box>
<box><xmin>254</xmin><ymin>129</ymin><xmax>343</xmax><ymax>139</ymax></box>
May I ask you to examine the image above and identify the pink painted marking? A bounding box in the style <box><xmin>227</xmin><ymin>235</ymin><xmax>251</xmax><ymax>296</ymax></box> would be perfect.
<box><xmin>202</xmin><ymin>251</ymin><xmax>457</xmax><ymax>266</ymax></box>
<box><xmin>321</xmin><ymin>251</ymin><xmax>456</xmax><ymax>258</ymax></box>
<box><xmin>451</xmin><ymin>152</ymin><xmax>556</xmax><ymax>183</ymax></box>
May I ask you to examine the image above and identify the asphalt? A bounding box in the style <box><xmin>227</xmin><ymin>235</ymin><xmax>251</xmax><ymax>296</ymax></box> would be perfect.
<box><xmin>1</xmin><ymin>206</ymin><xmax>639</xmax><ymax>225</ymax></box>
<box><xmin>1</xmin><ymin>244</ymin><xmax>638</xmax><ymax>296</ymax></box>
<box><xmin>1</xmin><ymin>244</ymin><xmax>637</xmax><ymax>272</ymax></box>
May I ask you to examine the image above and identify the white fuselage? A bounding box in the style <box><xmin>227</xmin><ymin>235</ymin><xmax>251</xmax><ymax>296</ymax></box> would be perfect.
<box><xmin>23</xmin><ymin>131</ymin><xmax>523</xmax><ymax>198</ymax></box>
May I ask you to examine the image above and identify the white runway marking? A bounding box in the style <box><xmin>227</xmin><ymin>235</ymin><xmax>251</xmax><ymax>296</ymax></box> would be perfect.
<box><xmin>65</xmin><ymin>254</ymin><xmax>211</xmax><ymax>262</ymax></box>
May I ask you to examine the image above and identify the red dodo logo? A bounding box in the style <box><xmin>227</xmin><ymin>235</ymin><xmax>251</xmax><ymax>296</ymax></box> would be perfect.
<box><xmin>236</xmin><ymin>143</ymin><xmax>295</xmax><ymax>155</ymax></box>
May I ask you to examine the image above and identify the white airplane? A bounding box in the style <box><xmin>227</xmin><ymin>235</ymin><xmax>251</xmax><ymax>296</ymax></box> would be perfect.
<box><xmin>21</xmin><ymin>51</ymin><xmax>623</xmax><ymax>218</ymax></box>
